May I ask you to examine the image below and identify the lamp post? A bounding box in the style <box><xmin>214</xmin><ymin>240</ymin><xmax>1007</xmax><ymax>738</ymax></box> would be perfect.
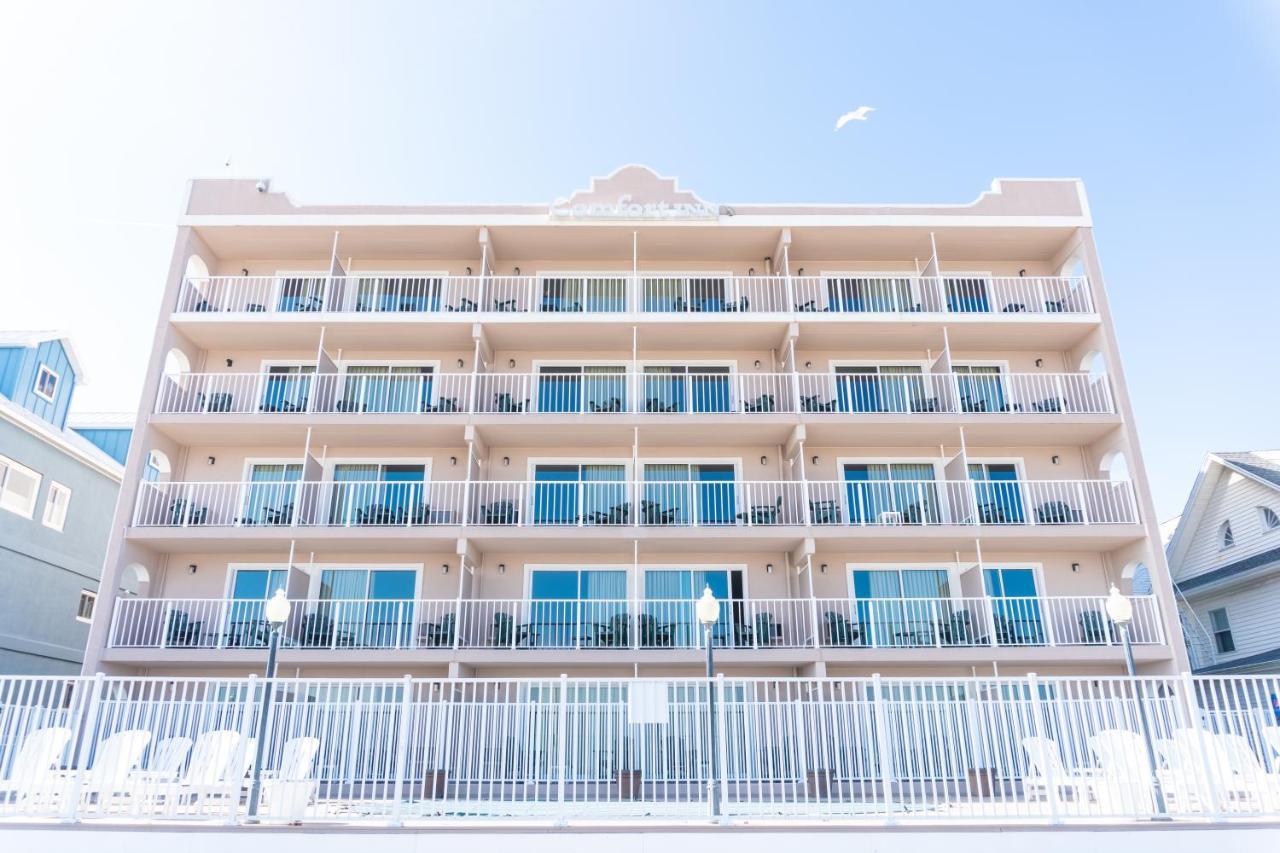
<box><xmin>1105</xmin><ymin>584</ymin><xmax>1168</xmax><ymax>819</ymax></box>
<box><xmin>246</xmin><ymin>589</ymin><xmax>291</xmax><ymax>821</ymax></box>
<box><xmin>696</xmin><ymin>586</ymin><xmax>721</xmax><ymax>819</ymax></box>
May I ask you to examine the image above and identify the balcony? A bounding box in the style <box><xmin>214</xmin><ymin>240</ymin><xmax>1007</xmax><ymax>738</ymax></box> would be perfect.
<box><xmin>175</xmin><ymin>273</ymin><xmax>1095</xmax><ymax>317</ymax></box>
<box><xmin>153</xmin><ymin>370</ymin><xmax>1116</xmax><ymax>417</ymax></box>
<box><xmin>106</xmin><ymin>593</ymin><xmax>1163</xmax><ymax>651</ymax></box>
<box><xmin>129</xmin><ymin>478</ymin><xmax>1140</xmax><ymax>530</ymax></box>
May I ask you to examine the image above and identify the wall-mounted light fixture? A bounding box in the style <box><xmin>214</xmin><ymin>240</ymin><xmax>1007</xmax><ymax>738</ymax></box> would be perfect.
<box><xmin>442</xmin><ymin>563</ymin><xmax>450</xmax><ymax>575</ymax></box>
<box><xmin>466</xmin><ymin>266</ymin><xmax>473</xmax><ymax>275</ymax></box>
<box><xmin>502</xmin><ymin>456</ymin><xmax>510</xmax><ymax>466</ymax></box>
<box><xmin>1018</xmin><ymin>268</ymin><xmax>1027</xmax><ymax>277</ymax></box>
<box><xmin>819</xmin><ymin>563</ymin><xmax>828</xmax><ymax>574</ymax></box>
<box><xmin>754</xmin><ymin>359</ymin><xmax>761</xmax><ymax>369</ymax></box>
<box><xmin>225</xmin><ymin>358</ymin><xmax>234</xmax><ymax>367</ymax></box>
<box><xmin>508</xmin><ymin>358</ymin><xmax>516</xmax><ymax>369</ymax></box>
<box><xmin>804</xmin><ymin>361</ymin><xmax>812</xmax><ymax>369</ymax></box>
<box><xmin>497</xmin><ymin>563</ymin><xmax>506</xmax><ymax>574</ymax></box>
<box><xmin>811</xmin><ymin>456</ymin><xmax>819</xmax><ymax>466</ymax></box>
<box><xmin>513</xmin><ymin>266</ymin><xmax>521</xmax><ymax>275</ymax></box>
<box><xmin>766</xmin><ymin>563</ymin><xmax>774</xmax><ymax>574</ymax></box>
<box><xmin>760</xmin><ymin>455</ymin><xmax>768</xmax><ymax>466</ymax></box>
<box><xmin>449</xmin><ymin>456</ymin><xmax>457</xmax><ymax>466</ymax></box>
<box><xmin>1051</xmin><ymin>455</ymin><xmax>1060</xmax><ymax>464</ymax></box>
<box><xmin>457</xmin><ymin>359</ymin><xmax>465</xmax><ymax>368</ymax></box>
<box><xmin>797</xmin><ymin>268</ymin><xmax>805</xmax><ymax>276</ymax></box>
<box><xmin>241</xmin><ymin>268</ymin><xmax>250</xmax><ymax>276</ymax></box>
<box><xmin>188</xmin><ymin>564</ymin><xmax>198</xmax><ymax>575</ymax></box>
<box><xmin>748</xmin><ymin>268</ymin><xmax>755</xmax><ymax>276</ymax></box>
<box><xmin>207</xmin><ymin>456</ymin><xmax>216</xmax><ymax>465</ymax></box>
<box><xmin>1035</xmin><ymin>358</ymin><xmax>1044</xmax><ymax>368</ymax></box>
<box><xmin>1071</xmin><ymin>562</ymin><xmax>1080</xmax><ymax>573</ymax></box>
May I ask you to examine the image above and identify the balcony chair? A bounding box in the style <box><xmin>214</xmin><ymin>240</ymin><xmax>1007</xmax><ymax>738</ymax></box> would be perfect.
<box><xmin>207</xmin><ymin>392</ymin><xmax>234</xmax><ymax>412</ymax></box>
<box><xmin>732</xmin><ymin>620</ymin><xmax>755</xmax><ymax>648</ymax></box>
<box><xmin>299</xmin><ymin>613</ymin><xmax>334</xmax><ymax>648</ymax></box>
<box><xmin>261</xmin><ymin>503</ymin><xmax>295</xmax><ymax>526</ymax></box>
<box><xmin>950</xmin><ymin>610</ymin><xmax>976</xmax><ymax>645</ymax></box>
<box><xmin>334</xmin><ymin>399</ymin><xmax>366</xmax><ymax>413</ymax></box>
<box><xmin>739</xmin><ymin>495</ymin><xmax>783</xmax><ymax>526</ymax></box>
<box><xmin>418</xmin><ymin>613</ymin><xmax>456</xmax><ymax>648</ymax></box>
<box><xmin>447</xmin><ymin>297</ymin><xmax>478</xmax><ymax>312</ymax></box>
<box><xmin>910</xmin><ymin>396</ymin><xmax>940</xmax><ymax>413</ymax></box>
<box><xmin>482</xmin><ymin>500</ymin><xmax>518</xmax><ymax>525</ymax></box>
<box><xmin>1044</xmin><ymin>299</ymin><xmax>1067</xmax><ymax>313</ymax></box>
<box><xmin>1032</xmin><ymin>397</ymin><xmax>1066</xmax><ymax>413</ymax></box>
<box><xmin>492</xmin><ymin>298</ymin><xmax>519</xmax><ymax>312</ymax></box>
<box><xmin>587</xmin><ymin>397</ymin><xmax>624</xmax><ymax>413</ymax></box>
<box><xmin>259</xmin><ymin>398</ymin><xmax>307</xmax><ymax>413</ymax></box>
<box><xmin>640</xmin><ymin>500</ymin><xmax>678</xmax><ymax>525</ymax></box>
<box><xmin>823</xmin><ymin>611</ymin><xmax>859</xmax><ymax>647</ymax></box>
<box><xmin>743</xmin><ymin>393</ymin><xmax>776</xmax><ymax>413</ymax></box>
<box><xmin>978</xmin><ymin>503</ymin><xmax>1009</xmax><ymax>525</ymax></box>
<box><xmin>644</xmin><ymin>397</ymin><xmax>680</xmax><ymax>413</ymax></box>
<box><xmin>599</xmin><ymin>613</ymin><xmax>631</xmax><ymax>648</ymax></box>
<box><xmin>1001</xmin><ymin>303</ymin><xmax>1028</xmax><ymax>313</ymax></box>
<box><xmin>540</xmin><ymin>295</ymin><xmax>582</xmax><ymax>313</ymax></box>
<box><xmin>493</xmin><ymin>393</ymin><xmax>527</xmax><ymax>413</ymax></box>
<box><xmin>1036</xmin><ymin>501</ymin><xmax>1084</xmax><ymax>524</ymax></box>
<box><xmin>794</xmin><ymin>299</ymin><xmax>825</xmax><ymax>312</ymax></box>
<box><xmin>165</xmin><ymin>611</ymin><xmax>203</xmax><ymax>647</ymax></box>
<box><xmin>191</xmin><ymin>299</ymin><xmax>214</xmax><ymax>312</ymax></box>
<box><xmin>0</xmin><ymin>727</ymin><xmax>72</xmax><ymax>803</ymax></box>
<box><xmin>355</xmin><ymin>504</ymin><xmax>393</xmax><ymax>526</ymax></box>
<box><xmin>589</xmin><ymin>503</ymin><xmax>631</xmax><ymax>526</ymax></box>
<box><xmin>809</xmin><ymin>499</ymin><xmax>842</xmax><ymax>525</ymax></box>
<box><xmin>754</xmin><ymin>612</ymin><xmax>782</xmax><ymax>647</ymax></box>
<box><xmin>1078</xmin><ymin>609</ymin><xmax>1114</xmax><ymax>644</ymax></box>
<box><xmin>167</xmin><ymin>499</ymin><xmax>208</xmax><ymax>526</ymax></box>
<box><xmin>637</xmin><ymin>614</ymin><xmax>674</xmax><ymax>648</ymax></box>
<box><xmin>424</xmin><ymin>396</ymin><xmax>460</xmax><ymax>413</ymax></box>
<box><xmin>491</xmin><ymin>612</ymin><xmax>531</xmax><ymax>648</ymax></box>
<box><xmin>801</xmin><ymin>395</ymin><xmax>837</xmax><ymax>413</ymax></box>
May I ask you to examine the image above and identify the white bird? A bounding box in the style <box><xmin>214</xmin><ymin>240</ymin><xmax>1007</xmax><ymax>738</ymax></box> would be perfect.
<box><xmin>834</xmin><ymin>107</ymin><xmax>875</xmax><ymax>130</ymax></box>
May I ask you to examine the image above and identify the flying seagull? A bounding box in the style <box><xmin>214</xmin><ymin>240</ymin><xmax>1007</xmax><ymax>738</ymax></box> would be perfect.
<box><xmin>835</xmin><ymin>107</ymin><xmax>875</xmax><ymax>130</ymax></box>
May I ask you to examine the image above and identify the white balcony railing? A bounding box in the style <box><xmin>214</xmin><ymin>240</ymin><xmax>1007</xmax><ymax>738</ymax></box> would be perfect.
<box><xmin>107</xmin><ymin>594</ymin><xmax>1162</xmax><ymax>651</ymax></box>
<box><xmin>131</xmin><ymin>479</ymin><xmax>1138</xmax><ymax>529</ymax></box>
<box><xmin>175</xmin><ymin>274</ymin><xmax>1095</xmax><ymax>316</ymax></box>
<box><xmin>154</xmin><ymin>370</ymin><xmax>1116</xmax><ymax>416</ymax></box>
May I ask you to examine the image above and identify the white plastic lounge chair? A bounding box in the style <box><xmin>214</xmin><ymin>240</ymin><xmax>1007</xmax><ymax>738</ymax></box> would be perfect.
<box><xmin>262</xmin><ymin>736</ymin><xmax>320</xmax><ymax>818</ymax></box>
<box><xmin>141</xmin><ymin>736</ymin><xmax>193</xmax><ymax>782</ymax></box>
<box><xmin>0</xmin><ymin>727</ymin><xmax>72</xmax><ymax>804</ymax></box>
<box><xmin>160</xmin><ymin>730</ymin><xmax>243</xmax><ymax>814</ymax></box>
<box><xmin>1089</xmin><ymin>729</ymin><xmax>1170</xmax><ymax>815</ymax></box>
<box><xmin>1020</xmin><ymin>736</ymin><xmax>1102</xmax><ymax>804</ymax></box>
<box><xmin>1179</xmin><ymin>729</ymin><xmax>1280</xmax><ymax>812</ymax></box>
<box><xmin>75</xmin><ymin>729</ymin><xmax>151</xmax><ymax>806</ymax></box>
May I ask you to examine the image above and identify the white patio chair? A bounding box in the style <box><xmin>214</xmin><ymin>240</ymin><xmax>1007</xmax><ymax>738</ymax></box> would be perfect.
<box><xmin>160</xmin><ymin>730</ymin><xmax>243</xmax><ymax>815</ymax></box>
<box><xmin>262</xmin><ymin>736</ymin><xmax>320</xmax><ymax>819</ymax></box>
<box><xmin>1184</xmin><ymin>729</ymin><xmax>1280</xmax><ymax>811</ymax></box>
<box><xmin>1088</xmin><ymin>729</ymin><xmax>1169</xmax><ymax>815</ymax></box>
<box><xmin>75</xmin><ymin>729</ymin><xmax>151</xmax><ymax>808</ymax></box>
<box><xmin>0</xmin><ymin>727</ymin><xmax>72</xmax><ymax>805</ymax></box>
<box><xmin>1020</xmin><ymin>736</ymin><xmax>1102</xmax><ymax>805</ymax></box>
<box><xmin>141</xmin><ymin>736</ymin><xmax>193</xmax><ymax>782</ymax></box>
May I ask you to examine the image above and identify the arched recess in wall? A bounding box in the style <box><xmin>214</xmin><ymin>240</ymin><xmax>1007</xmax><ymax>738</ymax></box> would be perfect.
<box><xmin>1058</xmin><ymin>253</ymin><xmax>1086</xmax><ymax>279</ymax></box>
<box><xmin>119</xmin><ymin>563</ymin><xmax>151</xmax><ymax>597</ymax></box>
<box><xmin>1121</xmin><ymin>560</ymin><xmax>1151</xmax><ymax>595</ymax></box>
<box><xmin>184</xmin><ymin>254</ymin><xmax>209</xmax><ymax>281</ymax></box>
<box><xmin>1100</xmin><ymin>449</ymin><xmax>1130</xmax><ymax>482</ymax></box>
<box><xmin>162</xmin><ymin>347</ymin><xmax>191</xmax><ymax>377</ymax></box>
<box><xmin>144</xmin><ymin>449</ymin><xmax>171</xmax><ymax>483</ymax></box>
<box><xmin>1079</xmin><ymin>350</ymin><xmax>1108</xmax><ymax>379</ymax></box>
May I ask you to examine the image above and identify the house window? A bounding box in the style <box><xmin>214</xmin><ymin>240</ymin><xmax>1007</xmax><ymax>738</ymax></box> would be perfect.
<box><xmin>1220</xmin><ymin>521</ymin><xmax>1235</xmax><ymax>549</ymax></box>
<box><xmin>33</xmin><ymin>365</ymin><xmax>59</xmax><ymax>402</ymax></box>
<box><xmin>76</xmin><ymin>590</ymin><xmax>96</xmax><ymax>623</ymax></box>
<box><xmin>0</xmin><ymin>455</ymin><xmax>42</xmax><ymax>518</ymax></box>
<box><xmin>1260</xmin><ymin>507</ymin><xmax>1280</xmax><ymax>531</ymax></box>
<box><xmin>1209</xmin><ymin>607</ymin><xmax>1235</xmax><ymax>654</ymax></box>
<box><xmin>42</xmin><ymin>482</ymin><xmax>71</xmax><ymax>531</ymax></box>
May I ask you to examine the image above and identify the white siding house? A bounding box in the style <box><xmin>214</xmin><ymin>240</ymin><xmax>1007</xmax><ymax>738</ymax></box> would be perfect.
<box><xmin>1167</xmin><ymin>451</ymin><xmax>1280</xmax><ymax>672</ymax></box>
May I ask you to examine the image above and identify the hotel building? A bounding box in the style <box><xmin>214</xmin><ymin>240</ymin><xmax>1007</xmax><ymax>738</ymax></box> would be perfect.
<box><xmin>82</xmin><ymin>165</ymin><xmax>1184</xmax><ymax>680</ymax></box>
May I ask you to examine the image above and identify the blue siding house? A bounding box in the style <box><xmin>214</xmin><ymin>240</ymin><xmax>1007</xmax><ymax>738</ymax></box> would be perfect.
<box><xmin>0</xmin><ymin>332</ymin><xmax>129</xmax><ymax>674</ymax></box>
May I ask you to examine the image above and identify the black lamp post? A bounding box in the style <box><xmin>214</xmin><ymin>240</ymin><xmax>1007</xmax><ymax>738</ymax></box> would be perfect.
<box><xmin>1105</xmin><ymin>584</ymin><xmax>1168</xmax><ymax>819</ymax></box>
<box><xmin>696</xmin><ymin>586</ymin><xmax>721</xmax><ymax>818</ymax></box>
<box><xmin>246</xmin><ymin>589</ymin><xmax>291</xmax><ymax>820</ymax></box>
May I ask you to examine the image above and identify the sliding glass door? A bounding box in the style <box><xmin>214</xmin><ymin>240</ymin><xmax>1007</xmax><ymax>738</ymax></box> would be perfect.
<box><xmin>317</xmin><ymin>568</ymin><xmax>417</xmax><ymax>647</ymax></box>
<box><xmin>852</xmin><ymin>568</ymin><xmax>951</xmax><ymax>647</ymax></box>
<box><xmin>643</xmin><ymin>463</ymin><xmax>736</xmax><ymax>525</ymax></box>
<box><xmin>341</xmin><ymin>365</ymin><xmax>433</xmax><ymax>413</ymax></box>
<box><xmin>954</xmin><ymin>365</ymin><xmax>1006</xmax><ymax>413</ymax></box>
<box><xmin>842</xmin><ymin>463</ymin><xmax>939</xmax><ymax>525</ymax></box>
<box><xmin>834</xmin><ymin>365</ymin><xmax>925</xmax><ymax>413</ymax></box>
<box><xmin>536</xmin><ymin>366</ymin><xmax>627</xmax><ymax>413</ymax></box>
<box><xmin>825</xmin><ymin>275</ymin><xmax>915</xmax><ymax>313</ymax></box>
<box><xmin>643</xmin><ymin>568</ymin><xmax>744</xmax><ymax>647</ymax></box>
<box><xmin>328</xmin><ymin>463</ymin><xmax>426</xmax><ymax>525</ymax></box>
<box><xmin>532</xmin><ymin>464</ymin><xmax>627</xmax><ymax>525</ymax></box>
<box><xmin>260</xmin><ymin>365</ymin><xmax>314</xmax><ymax>412</ymax></box>
<box><xmin>969</xmin><ymin>462</ymin><xmax>1024</xmax><ymax>524</ymax></box>
<box><xmin>984</xmin><ymin>567</ymin><xmax>1043</xmax><ymax>644</ymax></box>
<box><xmin>642</xmin><ymin>366</ymin><xmax>732</xmax><ymax>413</ymax></box>
<box><xmin>528</xmin><ymin>569</ymin><xmax>628</xmax><ymax>647</ymax></box>
<box><xmin>225</xmin><ymin>568</ymin><xmax>289</xmax><ymax>647</ymax></box>
<box><xmin>353</xmin><ymin>275</ymin><xmax>442</xmax><ymax>313</ymax></box>
<box><xmin>945</xmin><ymin>276</ymin><xmax>991</xmax><ymax>313</ymax></box>
<box><xmin>241</xmin><ymin>463</ymin><xmax>301</xmax><ymax>526</ymax></box>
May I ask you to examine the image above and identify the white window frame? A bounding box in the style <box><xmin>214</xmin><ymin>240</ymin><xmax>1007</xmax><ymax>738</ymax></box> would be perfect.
<box><xmin>1208</xmin><ymin>606</ymin><xmax>1235</xmax><ymax>654</ymax></box>
<box><xmin>1220</xmin><ymin>520</ymin><xmax>1235</xmax><ymax>550</ymax></box>
<box><xmin>843</xmin><ymin>562</ymin><xmax>962</xmax><ymax>602</ymax></box>
<box><xmin>1259</xmin><ymin>506</ymin><xmax>1280</xmax><ymax>532</ymax></box>
<box><xmin>0</xmin><ymin>454</ymin><xmax>42</xmax><ymax>519</ymax></box>
<box><xmin>76</xmin><ymin>590</ymin><xmax>97</xmax><ymax>624</ymax></box>
<box><xmin>33</xmin><ymin>365</ymin><xmax>59</xmax><ymax>403</ymax></box>
<box><xmin>42</xmin><ymin>481</ymin><xmax>71</xmax><ymax>531</ymax></box>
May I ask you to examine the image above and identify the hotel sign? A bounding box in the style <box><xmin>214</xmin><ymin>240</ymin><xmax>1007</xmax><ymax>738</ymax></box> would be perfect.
<box><xmin>551</xmin><ymin>165</ymin><xmax>719</xmax><ymax>221</ymax></box>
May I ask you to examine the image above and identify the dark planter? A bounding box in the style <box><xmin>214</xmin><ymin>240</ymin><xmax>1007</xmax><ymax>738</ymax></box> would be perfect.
<box><xmin>423</xmin><ymin>769</ymin><xmax>448</xmax><ymax>799</ymax></box>
<box><xmin>967</xmin><ymin>767</ymin><xmax>996</xmax><ymax>797</ymax></box>
<box><xmin>806</xmin><ymin>769</ymin><xmax>832</xmax><ymax>799</ymax></box>
<box><xmin>617</xmin><ymin>770</ymin><xmax>642</xmax><ymax>800</ymax></box>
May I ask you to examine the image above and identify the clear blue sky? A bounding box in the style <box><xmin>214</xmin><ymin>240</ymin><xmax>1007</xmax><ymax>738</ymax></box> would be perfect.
<box><xmin>1</xmin><ymin>1</ymin><xmax>1277</xmax><ymax>520</ymax></box>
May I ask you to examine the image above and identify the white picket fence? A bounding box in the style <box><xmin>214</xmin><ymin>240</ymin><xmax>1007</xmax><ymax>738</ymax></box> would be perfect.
<box><xmin>0</xmin><ymin>673</ymin><xmax>1277</xmax><ymax>825</ymax></box>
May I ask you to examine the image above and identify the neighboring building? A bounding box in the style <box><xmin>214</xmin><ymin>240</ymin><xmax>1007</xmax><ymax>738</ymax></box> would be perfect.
<box><xmin>83</xmin><ymin>166</ymin><xmax>1183</xmax><ymax>678</ymax></box>
<box><xmin>0</xmin><ymin>331</ymin><xmax>128</xmax><ymax>673</ymax></box>
<box><xmin>1167</xmin><ymin>451</ymin><xmax>1280</xmax><ymax>673</ymax></box>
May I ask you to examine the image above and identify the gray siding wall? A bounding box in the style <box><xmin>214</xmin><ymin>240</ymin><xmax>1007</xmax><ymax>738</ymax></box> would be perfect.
<box><xmin>0</xmin><ymin>419</ymin><xmax>119</xmax><ymax>673</ymax></box>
